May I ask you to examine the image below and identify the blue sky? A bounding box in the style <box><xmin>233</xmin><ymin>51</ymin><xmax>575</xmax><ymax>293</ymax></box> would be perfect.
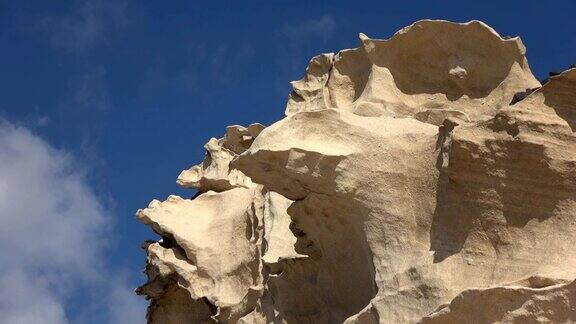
<box><xmin>0</xmin><ymin>1</ymin><xmax>575</xmax><ymax>323</ymax></box>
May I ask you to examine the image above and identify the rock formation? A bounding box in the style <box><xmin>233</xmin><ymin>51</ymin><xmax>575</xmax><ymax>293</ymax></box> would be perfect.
<box><xmin>136</xmin><ymin>20</ymin><xmax>576</xmax><ymax>323</ymax></box>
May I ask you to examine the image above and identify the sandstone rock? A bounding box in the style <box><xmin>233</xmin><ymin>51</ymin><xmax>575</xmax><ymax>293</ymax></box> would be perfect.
<box><xmin>286</xmin><ymin>20</ymin><xmax>540</xmax><ymax>122</ymax></box>
<box><xmin>421</xmin><ymin>278</ymin><xmax>576</xmax><ymax>323</ymax></box>
<box><xmin>176</xmin><ymin>124</ymin><xmax>264</xmax><ymax>192</ymax></box>
<box><xmin>137</xmin><ymin>20</ymin><xmax>576</xmax><ymax>323</ymax></box>
<box><xmin>136</xmin><ymin>190</ymin><xmax>264</xmax><ymax>322</ymax></box>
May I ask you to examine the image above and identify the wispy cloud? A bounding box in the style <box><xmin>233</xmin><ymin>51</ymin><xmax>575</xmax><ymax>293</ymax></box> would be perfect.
<box><xmin>279</xmin><ymin>14</ymin><xmax>337</xmax><ymax>40</ymax></box>
<box><xmin>39</xmin><ymin>0</ymin><xmax>129</xmax><ymax>52</ymax></box>
<box><xmin>175</xmin><ymin>42</ymin><xmax>256</xmax><ymax>93</ymax></box>
<box><xmin>68</xmin><ymin>67</ymin><xmax>112</xmax><ymax>111</ymax></box>
<box><xmin>0</xmin><ymin>120</ymin><xmax>145</xmax><ymax>323</ymax></box>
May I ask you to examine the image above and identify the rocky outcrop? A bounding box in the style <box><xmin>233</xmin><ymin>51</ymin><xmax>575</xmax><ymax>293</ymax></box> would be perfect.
<box><xmin>421</xmin><ymin>276</ymin><xmax>576</xmax><ymax>323</ymax></box>
<box><xmin>285</xmin><ymin>20</ymin><xmax>540</xmax><ymax>123</ymax></box>
<box><xmin>136</xmin><ymin>20</ymin><xmax>576</xmax><ymax>323</ymax></box>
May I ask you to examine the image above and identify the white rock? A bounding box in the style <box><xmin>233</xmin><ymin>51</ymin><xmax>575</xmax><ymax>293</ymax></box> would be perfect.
<box><xmin>136</xmin><ymin>21</ymin><xmax>576</xmax><ymax>324</ymax></box>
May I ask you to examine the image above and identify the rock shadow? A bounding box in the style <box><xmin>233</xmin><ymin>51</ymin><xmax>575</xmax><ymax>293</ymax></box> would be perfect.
<box><xmin>366</xmin><ymin>21</ymin><xmax>524</xmax><ymax>101</ymax></box>
<box><xmin>268</xmin><ymin>194</ymin><xmax>377</xmax><ymax>323</ymax></box>
<box><xmin>542</xmin><ymin>71</ymin><xmax>576</xmax><ymax>131</ymax></box>
<box><xmin>430</xmin><ymin>131</ymin><xmax>567</xmax><ymax>262</ymax></box>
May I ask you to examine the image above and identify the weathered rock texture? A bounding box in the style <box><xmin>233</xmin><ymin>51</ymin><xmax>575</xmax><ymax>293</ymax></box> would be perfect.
<box><xmin>136</xmin><ymin>20</ymin><xmax>576</xmax><ymax>323</ymax></box>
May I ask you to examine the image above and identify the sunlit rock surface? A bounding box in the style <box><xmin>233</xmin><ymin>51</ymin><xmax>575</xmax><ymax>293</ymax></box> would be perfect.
<box><xmin>136</xmin><ymin>20</ymin><xmax>576</xmax><ymax>323</ymax></box>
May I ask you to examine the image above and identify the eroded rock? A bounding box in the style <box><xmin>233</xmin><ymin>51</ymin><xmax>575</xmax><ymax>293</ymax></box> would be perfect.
<box><xmin>137</xmin><ymin>21</ymin><xmax>576</xmax><ymax>323</ymax></box>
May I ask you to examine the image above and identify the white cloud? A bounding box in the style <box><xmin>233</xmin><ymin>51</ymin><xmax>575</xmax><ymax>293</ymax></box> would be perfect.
<box><xmin>279</xmin><ymin>15</ymin><xmax>337</xmax><ymax>39</ymax></box>
<box><xmin>0</xmin><ymin>272</ymin><xmax>67</xmax><ymax>324</ymax></box>
<box><xmin>0</xmin><ymin>120</ymin><xmax>145</xmax><ymax>323</ymax></box>
<box><xmin>39</xmin><ymin>0</ymin><xmax>129</xmax><ymax>52</ymax></box>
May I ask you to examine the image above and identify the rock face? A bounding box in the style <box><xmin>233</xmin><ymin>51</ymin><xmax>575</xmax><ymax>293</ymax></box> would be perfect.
<box><xmin>136</xmin><ymin>20</ymin><xmax>576</xmax><ymax>323</ymax></box>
